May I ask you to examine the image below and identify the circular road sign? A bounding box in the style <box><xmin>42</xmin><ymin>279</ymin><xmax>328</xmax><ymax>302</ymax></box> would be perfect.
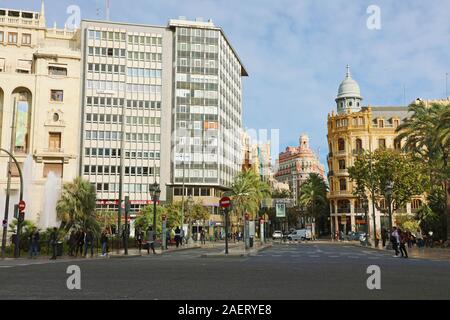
<box><xmin>219</xmin><ymin>196</ymin><xmax>231</xmax><ymax>208</ymax></box>
<box><xmin>18</xmin><ymin>200</ymin><xmax>26</xmax><ymax>212</ymax></box>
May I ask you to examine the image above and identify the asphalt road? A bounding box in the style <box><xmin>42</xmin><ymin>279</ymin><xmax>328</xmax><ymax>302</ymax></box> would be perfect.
<box><xmin>0</xmin><ymin>242</ymin><xmax>449</xmax><ymax>300</ymax></box>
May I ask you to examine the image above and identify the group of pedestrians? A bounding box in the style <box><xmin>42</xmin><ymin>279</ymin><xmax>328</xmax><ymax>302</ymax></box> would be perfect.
<box><xmin>67</xmin><ymin>228</ymin><xmax>95</xmax><ymax>258</ymax></box>
<box><xmin>390</xmin><ymin>227</ymin><xmax>409</xmax><ymax>258</ymax></box>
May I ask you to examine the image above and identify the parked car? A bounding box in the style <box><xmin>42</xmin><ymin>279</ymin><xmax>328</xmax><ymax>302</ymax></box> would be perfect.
<box><xmin>348</xmin><ymin>231</ymin><xmax>366</xmax><ymax>241</ymax></box>
<box><xmin>287</xmin><ymin>229</ymin><xmax>312</xmax><ymax>241</ymax></box>
<box><xmin>272</xmin><ymin>231</ymin><xmax>283</xmax><ymax>240</ymax></box>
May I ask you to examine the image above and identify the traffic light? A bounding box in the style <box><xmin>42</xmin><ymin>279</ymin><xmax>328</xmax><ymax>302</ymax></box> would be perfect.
<box><xmin>13</xmin><ymin>204</ymin><xmax>19</xmax><ymax>219</ymax></box>
<box><xmin>18</xmin><ymin>212</ymin><xmax>25</xmax><ymax>223</ymax></box>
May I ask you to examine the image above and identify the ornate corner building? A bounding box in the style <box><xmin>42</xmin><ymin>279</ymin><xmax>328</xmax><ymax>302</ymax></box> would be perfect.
<box><xmin>327</xmin><ymin>66</ymin><xmax>424</xmax><ymax>237</ymax></box>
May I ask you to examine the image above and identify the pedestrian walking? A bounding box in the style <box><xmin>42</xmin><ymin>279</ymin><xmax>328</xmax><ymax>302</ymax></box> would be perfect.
<box><xmin>49</xmin><ymin>227</ymin><xmax>58</xmax><ymax>260</ymax></box>
<box><xmin>399</xmin><ymin>229</ymin><xmax>409</xmax><ymax>258</ymax></box>
<box><xmin>68</xmin><ymin>230</ymin><xmax>77</xmax><ymax>256</ymax></box>
<box><xmin>200</xmin><ymin>230</ymin><xmax>206</xmax><ymax>245</ymax></box>
<box><xmin>391</xmin><ymin>227</ymin><xmax>400</xmax><ymax>257</ymax></box>
<box><xmin>416</xmin><ymin>229</ymin><xmax>424</xmax><ymax>248</ymax></box>
<box><xmin>180</xmin><ymin>228</ymin><xmax>185</xmax><ymax>245</ymax></box>
<box><xmin>84</xmin><ymin>229</ymin><xmax>94</xmax><ymax>257</ymax></box>
<box><xmin>28</xmin><ymin>227</ymin><xmax>39</xmax><ymax>259</ymax></box>
<box><xmin>147</xmin><ymin>226</ymin><xmax>156</xmax><ymax>254</ymax></box>
<box><xmin>75</xmin><ymin>229</ymin><xmax>85</xmax><ymax>257</ymax></box>
<box><xmin>136</xmin><ymin>230</ymin><xmax>143</xmax><ymax>252</ymax></box>
<box><xmin>381</xmin><ymin>228</ymin><xmax>387</xmax><ymax>248</ymax></box>
<box><xmin>174</xmin><ymin>226</ymin><xmax>181</xmax><ymax>248</ymax></box>
<box><xmin>407</xmin><ymin>231</ymin><xmax>414</xmax><ymax>248</ymax></box>
<box><xmin>101</xmin><ymin>230</ymin><xmax>109</xmax><ymax>256</ymax></box>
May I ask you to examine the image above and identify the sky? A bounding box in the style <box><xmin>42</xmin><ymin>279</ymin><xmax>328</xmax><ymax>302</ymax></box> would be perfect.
<box><xmin>2</xmin><ymin>0</ymin><xmax>450</xmax><ymax>167</ymax></box>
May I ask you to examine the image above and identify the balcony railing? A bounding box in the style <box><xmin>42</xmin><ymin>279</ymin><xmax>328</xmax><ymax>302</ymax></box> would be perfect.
<box><xmin>43</xmin><ymin>148</ymin><xmax>64</xmax><ymax>153</ymax></box>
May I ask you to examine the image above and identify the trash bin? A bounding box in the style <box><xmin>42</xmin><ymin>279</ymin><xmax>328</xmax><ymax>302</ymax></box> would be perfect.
<box><xmin>249</xmin><ymin>237</ymin><xmax>254</xmax><ymax>248</ymax></box>
<box><xmin>56</xmin><ymin>241</ymin><xmax>63</xmax><ymax>256</ymax></box>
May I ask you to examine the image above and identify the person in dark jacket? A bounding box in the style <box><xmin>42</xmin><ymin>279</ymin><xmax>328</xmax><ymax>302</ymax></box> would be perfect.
<box><xmin>100</xmin><ymin>230</ymin><xmax>109</xmax><ymax>256</ymax></box>
<box><xmin>84</xmin><ymin>229</ymin><xmax>94</xmax><ymax>257</ymax></box>
<box><xmin>147</xmin><ymin>226</ymin><xmax>156</xmax><ymax>254</ymax></box>
<box><xmin>174</xmin><ymin>227</ymin><xmax>181</xmax><ymax>248</ymax></box>
<box><xmin>68</xmin><ymin>230</ymin><xmax>77</xmax><ymax>256</ymax></box>
<box><xmin>136</xmin><ymin>230</ymin><xmax>143</xmax><ymax>253</ymax></box>
<box><xmin>49</xmin><ymin>227</ymin><xmax>58</xmax><ymax>260</ymax></box>
<box><xmin>75</xmin><ymin>229</ymin><xmax>85</xmax><ymax>257</ymax></box>
<box><xmin>28</xmin><ymin>227</ymin><xmax>39</xmax><ymax>259</ymax></box>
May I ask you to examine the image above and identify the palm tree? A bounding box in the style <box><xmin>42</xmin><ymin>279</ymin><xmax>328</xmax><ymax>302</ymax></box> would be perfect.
<box><xmin>396</xmin><ymin>101</ymin><xmax>450</xmax><ymax>241</ymax></box>
<box><xmin>229</xmin><ymin>169</ymin><xmax>270</xmax><ymax>225</ymax></box>
<box><xmin>298</xmin><ymin>173</ymin><xmax>329</xmax><ymax>236</ymax></box>
<box><xmin>56</xmin><ymin>177</ymin><xmax>99</xmax><ymax>235</ymax></box>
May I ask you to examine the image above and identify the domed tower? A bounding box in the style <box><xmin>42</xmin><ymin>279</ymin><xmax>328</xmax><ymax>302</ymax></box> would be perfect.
<box><xmin>336</xmin><ymin>65</ymin><xmax>362</xmax><ymax>114</ymax></box>
<box><xmin>299</xmin><ymin>134</ymin><xmax>310</xmax><ymax>150</ymax></box>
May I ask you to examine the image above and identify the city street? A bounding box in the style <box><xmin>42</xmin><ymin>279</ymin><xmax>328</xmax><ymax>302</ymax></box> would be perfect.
<box><xmin>1</xmin><ymin>242</ymin><xmax>449</xmax><ymax>300</ymax></box>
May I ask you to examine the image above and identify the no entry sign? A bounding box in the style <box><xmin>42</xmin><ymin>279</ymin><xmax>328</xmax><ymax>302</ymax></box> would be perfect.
<box><xmin>18</xmin><ymin>200</ymin><xmax>26</xmax><ymax>212</ymax></box>
<box><xmin>219</xmin><ymin>196</ymin><xmax>231</xmax><ymax>208</ymax></box>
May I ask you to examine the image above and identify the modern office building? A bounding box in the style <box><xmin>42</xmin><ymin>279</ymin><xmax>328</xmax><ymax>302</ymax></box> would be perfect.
<box><xmin>0</xmin><ymin>3</ymin><xmax>81</xmax><ymax>229</ymax></box>
<box><xmin>326</xmin><ymin>66</ymin><xmax>424</xmax><ymax>237</ymax></box>
<box><xmin>79</xmin><ymin>17</ymin><xmax>247</xmax><ymax>222</ymax></box>
<box><xmin>79</xmin><ymin>20</ymin><xmax>172</xmax><ymax>214</ymax></box>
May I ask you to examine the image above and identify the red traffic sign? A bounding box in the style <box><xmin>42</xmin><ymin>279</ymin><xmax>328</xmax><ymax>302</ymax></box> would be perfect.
<box><xmin>219</xmin><ymin>196</ymin><xmax>231</xmax><ymax>208</ymax></box>
<box><xmin>245</xmin><ymin>213</ymin><xmax>250</xmax><ymax>220</ymax></box>
<box><xmin>162</xmin><ymin>215</ymin><xmax>167</xmax><ymax>221</ymax></box>
<box><xmin>18</xmin><ymin>200</ymin><xmax>26</xmax><ymax>212</ymax></box>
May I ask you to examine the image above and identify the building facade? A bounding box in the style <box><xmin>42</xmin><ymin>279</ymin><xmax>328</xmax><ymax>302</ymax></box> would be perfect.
<box><xmin>79</xmin><ymin>20</ymin><xmax>172</xmax><ymax>215</ymax></box>
<box><xmin>79</xmin><ymin>18</ymin><xmax>247</xmax><ymax>233</ymax></box>
<box><xmin>327</xmin><ymin>66</ymin><xmax>423</xmax><ymax>237</ymax></box>
<box><xmin>275</xmin><ymin>134</ymin><xmax>325</xmax><ymax>203</ymax></box>
<box><xmin>0</xmin><ymin>4</ymin><xmax>81</xmax><ymax>230</ymax></box>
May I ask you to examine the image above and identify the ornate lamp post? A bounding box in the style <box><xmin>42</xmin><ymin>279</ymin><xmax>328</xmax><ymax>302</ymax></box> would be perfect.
<box><xmin>149</xmin><ymin>181</ymin><xmax>161</xmax><ymax>236</ymax></box>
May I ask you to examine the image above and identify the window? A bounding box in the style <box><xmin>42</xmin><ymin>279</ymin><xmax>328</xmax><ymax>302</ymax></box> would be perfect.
<box><xmin>48</xmin><ymin>132</ymin><xmax>61</xmax><ymax>151</ymax></box>
<box><xmin>339</xmin><ymin>179</ymin><xmax>347</xmax><ymax>191</ymax></box>
<box><xmin>48</xmin><ymin>66</ymin><xmax>67</xmax><ymax>76</ymax></box>
<box><xmin>0</xmin><ymin>31</ymin><xmax>4</xmax><ymax>43</ymax></box>
<box><xmin>338</xmin><ymin>138</ymin><xmax>345</xmax><ymax>151</ymax></box>
<box><xmin>17</xmin><ymin>59</ymin><xmax>32</xmax><ymax>73</ymax></box>
<box><xmin>43</xmin><ymin>163</ymin><xmax>63</xmax><ymax>178</ymax></box>
<box><xmin>107</xmin><ymin>48</ymin><xmax>113</xmax><ymax>56</ymax></box>
<box><xmin>378</xmin><ymin>138</ymin><xmax>386</xmax><ymax>149</ymax></box>
<box><xmin>8</xmin><ymin>32</ymin><xmax>18</xmax><ymax>44</ymax></box>
<box><xmin>394</xmin><ymin>139</ymin><xmax>401</xmax><ymax>150</ymax></box>
<box><xmin>50</xmin><ymin>90</ymin><xmax>64</xmax><ymax>102</ymax></box>
<box><xmin>355</xmin><ymin>138</ymin><xmax>363</xmax><ymax>153</ymax></box>
<box><xmin>22</xmin><ymin>33</ymin><xmax>31</xmax><ymax>45</ymax></box>
<box><xmin>0</xmin><ymin>58</ymin><xmax>5</xmax><ymax>72</ymax></box>
<box><xmin>378</xmin><ymin>119</ymin><xmax>384</xmax><ymax>128</ymax></box>
<box><xmin>338</xmin><ymin>160</ymin><xmax>346</xmax><ymax>170</ymax></box>
<box><xmin>393</xmin><ymin>119</ymin><xmax>399</xmax><ymax>128</ymax></box>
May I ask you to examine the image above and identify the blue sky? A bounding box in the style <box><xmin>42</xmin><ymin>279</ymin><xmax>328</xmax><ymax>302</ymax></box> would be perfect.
<box><xmin>3</xmin><ymin>0</ymin><xmax>450</xmax><ymax>166</ymax></box>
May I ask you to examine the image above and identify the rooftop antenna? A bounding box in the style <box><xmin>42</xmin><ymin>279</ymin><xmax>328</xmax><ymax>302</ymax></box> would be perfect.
<box><xmin>105</xmin><ymin>0</ymin><xmax>110</xmax><ymax>21</ymax></box>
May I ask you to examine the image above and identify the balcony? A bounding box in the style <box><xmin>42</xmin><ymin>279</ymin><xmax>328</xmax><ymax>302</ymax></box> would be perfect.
<box><xmin>43</xmin><ymin>148</ymin><xmax>64</xmax><ymax>153</ymax></box>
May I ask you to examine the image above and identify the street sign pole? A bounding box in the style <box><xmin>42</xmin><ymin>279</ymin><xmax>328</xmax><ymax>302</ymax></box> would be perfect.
<box><xmin>224</xmin><ymin>208</ymin><xmax>229</xmax><ymax>254</ymax></box>
<box><xmin>219</xmin><ymin>197</ymin><xmax>231</xmax><ymax>255</ymax></box>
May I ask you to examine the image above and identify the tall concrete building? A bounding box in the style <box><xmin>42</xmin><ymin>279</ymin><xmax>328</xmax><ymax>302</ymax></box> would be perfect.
<box><xmin>0</xmin><ymin>4</ymin><xmax>81</xmax><ymax>229</ymax></box>
<box><xmin>79</xmin><ymin>20</ymin><xmax>172</xmax><ymax>214</ymax></box>
<box><xmin>327</xmin><ymin>66</ymin><xmax>424</xmax><ymax>237</ymax></box>
<box><xmin>79</xmin><ymin>18</ymin><xmax>247</xmax><ymax>221</ymax></box>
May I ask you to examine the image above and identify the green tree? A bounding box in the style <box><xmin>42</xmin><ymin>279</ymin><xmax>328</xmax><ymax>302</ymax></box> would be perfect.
<box><xmin>134</xmin><ymin>205</ymin><xmax>167</xmax><ymax>234</ymax></box>
<box><xmin>229</xmin><ymin>169</ymin><xmax>271</xmax><ymax>222</ymax></box>
<box><xmin>348</xmin><ymin>149</ymin><xmax>427</xmax><ymax>225</ymax></box>
<box><xmin>298</xmin><ymin>173</ymin><xmax>329</xmax><ymax>235</ymax></box>
<box><xmin>396</xmin><ymin>101</ymin><xmax>450</xmax><ymax>241</ymax></box>
<box><xmin>56</xmin><ymin>177</ymin><xmax>99</xmax><ymax>236</ymax></box>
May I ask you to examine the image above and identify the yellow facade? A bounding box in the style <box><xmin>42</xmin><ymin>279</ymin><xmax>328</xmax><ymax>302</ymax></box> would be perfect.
<box><xmin>0</xmin><ymin>5</ymin><xmax>81</xmax><ymax>230</ymax></box>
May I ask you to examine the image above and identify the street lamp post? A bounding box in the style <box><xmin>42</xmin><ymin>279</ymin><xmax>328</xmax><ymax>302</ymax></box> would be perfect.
<box><xmin>187</xmin><ymin>195</ymin><xmax>194</xmax><ymax>243</ymax></box>
<box><xmin>149</xmin><ymin>181</ymin><xmax>161</xmax><ymax>237</ymax></box>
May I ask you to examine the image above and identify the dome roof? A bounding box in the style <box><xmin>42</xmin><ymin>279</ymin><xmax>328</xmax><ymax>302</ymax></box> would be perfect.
<box><xmin>337</xmin><ymin>65</ymin><xmax>361</xmax><ymax>99</ymax></box>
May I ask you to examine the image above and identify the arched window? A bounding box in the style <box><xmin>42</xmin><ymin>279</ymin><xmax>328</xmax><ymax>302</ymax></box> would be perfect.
<box><xmin>12</xmin><ymin>88</ymin><xmax>32</xmax><ymax>153</ymax></box>
<box><xmin>338</xmin><ymin>138</ymin><xmax>345</xmax><ymax>151</ymax></box>
<box><xmin>355</xmin><ymin>138</ymin><xmax>363</xmax><ymax>153</ymax></box>
<box><xmin>339</xmin><ymin>178</ymin><xmax>347</xmax><ymax>191</ymax></box>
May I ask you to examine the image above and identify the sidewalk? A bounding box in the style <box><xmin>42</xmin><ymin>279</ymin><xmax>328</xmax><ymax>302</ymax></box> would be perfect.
<box><xmin>332</xmin><ymin>240</ymin><xmax>450</xmax><ymax>261</ymax></box>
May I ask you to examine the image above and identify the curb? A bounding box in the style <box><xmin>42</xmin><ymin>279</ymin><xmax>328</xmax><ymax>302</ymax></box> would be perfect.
<box><xmin>201</xmin><ymin>244</ymin><xmax>273</xmax><ymax>258</ymax></box>
<box><xmin>160</xmin><ymin>246</ymin><xmax>202</xmax><ymax>254</ymax></box>
<box><xmin>108</xmin><ymin>254</ymin><xmax>142</xmax><ymax>259</ymax></box>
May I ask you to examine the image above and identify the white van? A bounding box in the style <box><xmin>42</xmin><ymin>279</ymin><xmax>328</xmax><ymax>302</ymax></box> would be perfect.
<box><xmin>287</xmin><ymin>229</ymin><xmax>312</xmax><ymax>241</ymax></box>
